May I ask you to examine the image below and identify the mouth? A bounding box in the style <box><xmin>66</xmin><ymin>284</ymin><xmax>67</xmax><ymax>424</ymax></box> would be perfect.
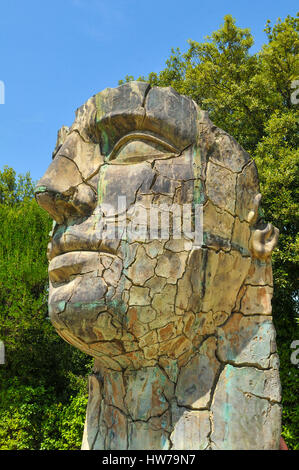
<box><xmin>47</xmin><ymin>218</ymin><xmax>120</xmax><ymax>265</ymax></box>
<box><xmin>48</xmin><ymin>249</ymin><xmax>119</xmax><ymax>284</ymax></box>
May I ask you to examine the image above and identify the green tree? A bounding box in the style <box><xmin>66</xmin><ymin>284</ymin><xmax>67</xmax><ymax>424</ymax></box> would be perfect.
<box><xmin>0</xmin><ymin>168</ymin><xmax>92</xmax><ymax>449</ymax></box>
<box><xmin>0</xmin><ymin>165</ymin><xmax>34</xmax><ymax>205</ymax></box>
<box><xmin>120</xmin><ymin>14</ymin><xmax>299</xmax><ymax>449</ymax></box>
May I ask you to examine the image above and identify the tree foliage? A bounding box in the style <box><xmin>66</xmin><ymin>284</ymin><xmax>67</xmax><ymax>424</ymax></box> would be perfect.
<box><xmin>0</xmin><ymin>166</ymin><xmax>34</xmax><ymax>206</ymax></box>
<box><xmin>120</xmin><ymin>14</ymin><xmax>299</xmax><ymax>449</ymax></box>
<box><xmin>0</xmin><ymin>170</ymin><xmax>92</xmax><ymax>450</ymax></box>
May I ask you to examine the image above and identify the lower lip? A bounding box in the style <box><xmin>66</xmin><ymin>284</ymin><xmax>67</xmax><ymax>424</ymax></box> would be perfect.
<box><xmin>48</xmin><ymin>251</ymin><xmax>100</xmax><ymax>283</ymax></box>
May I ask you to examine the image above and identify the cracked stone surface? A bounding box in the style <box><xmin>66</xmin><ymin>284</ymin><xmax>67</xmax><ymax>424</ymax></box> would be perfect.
<box><xmin>36</xmin><ymin>82</ymin><xmax>281</xmax><ymax>450</ymax></box>
<box><xmin>210</xmin><ymin>364</ymin><xmax>281</xmax><ymax>450</ymax></box>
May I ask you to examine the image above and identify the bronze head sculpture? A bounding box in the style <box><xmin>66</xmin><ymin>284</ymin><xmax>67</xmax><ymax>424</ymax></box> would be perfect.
<box><xmin>35</xmin><ymin>82</ymin><xmax>281</xmax><ymax>450</ymax></box>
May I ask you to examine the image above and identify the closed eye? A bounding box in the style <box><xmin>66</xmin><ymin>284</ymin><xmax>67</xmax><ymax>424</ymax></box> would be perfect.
<box><xmin>107</xmin><ymin>132</ymin><xmax>180</xmax><ymax>164</ymax></box>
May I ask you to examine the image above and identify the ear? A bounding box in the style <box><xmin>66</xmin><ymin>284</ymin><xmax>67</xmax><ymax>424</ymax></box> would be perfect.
<box><xmin>248</xmin><ymin>193</ymin><xmax>279</xmax><ymax>261</ymax></box>
<box><xmin>247</xmin><ymin>193</ymin><xmax>262</xmax><ymax>225</ymax></box>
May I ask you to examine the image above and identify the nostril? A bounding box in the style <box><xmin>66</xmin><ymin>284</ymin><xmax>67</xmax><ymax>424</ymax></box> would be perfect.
<box><xmin>35</xmin><ymin>185</ymin><xmax>90</xmax><ymax>224</ymax></box>
<box><xmin>35</xmin><ymin>188</ymin><xmax>65</xmax><ymax>225</ymax></box>
<box><xmin>34</xmin><ymin>186</ymin><xmax>48</xmax><ymax>194</ymax></box>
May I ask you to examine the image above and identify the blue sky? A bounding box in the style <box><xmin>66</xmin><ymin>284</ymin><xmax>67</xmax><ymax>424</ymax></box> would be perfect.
<box><xmin>0</xmin><ymin>0</ymin><xmax>297</xmax><ymax>182</ymax></box>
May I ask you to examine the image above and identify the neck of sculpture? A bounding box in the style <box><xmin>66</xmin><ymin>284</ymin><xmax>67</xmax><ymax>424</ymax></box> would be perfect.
<box><xmin>82</xmin><ymin>344</ymin><xmax>219</xmax><ymax>450</ymax></box>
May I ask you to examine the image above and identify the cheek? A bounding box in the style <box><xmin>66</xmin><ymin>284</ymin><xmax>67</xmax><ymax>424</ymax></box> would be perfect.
<box><xmin>98</xmin><ymin>163</ymin><xmax>155</xmax><ymax>216</ymax></box>
<box><xmin>122</xmin><ymin>242</ymin><xmax>190</xmax><ymax>331</ymax></box>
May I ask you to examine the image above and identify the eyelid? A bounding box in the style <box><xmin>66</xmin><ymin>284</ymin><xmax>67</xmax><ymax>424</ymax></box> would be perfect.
<box><xmin>107</xmin><ymin>132</ymin><xmax>179</xmax><ymax>162</ymax></box>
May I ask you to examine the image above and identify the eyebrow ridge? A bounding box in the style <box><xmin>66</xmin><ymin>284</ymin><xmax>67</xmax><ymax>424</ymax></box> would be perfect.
<box><xmin>108</xmin><ymin>132</ymin><xmax>180</xmax><ymax>161</ymax></box>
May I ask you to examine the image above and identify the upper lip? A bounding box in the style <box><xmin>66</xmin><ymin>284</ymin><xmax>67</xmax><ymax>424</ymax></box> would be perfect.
<box><xmin>47</xmin><ymin>224</ymin><xmax>119</xmax><ymax>261</ymax></box>
<box><xmin>48</xmin><ymin>242</ymin><xmax>117</xmax><ymax>261</ymax></box>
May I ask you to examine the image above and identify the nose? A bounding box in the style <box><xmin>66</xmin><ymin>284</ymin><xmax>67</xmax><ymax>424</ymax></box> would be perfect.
<box><xmin>35</xmin><ymin>154</ymin><xmax>97</xmax><ymax>224</ymax></box>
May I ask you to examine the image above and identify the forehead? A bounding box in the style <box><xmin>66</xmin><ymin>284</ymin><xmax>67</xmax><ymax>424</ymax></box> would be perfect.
<box><xmin>71</xmin><ymin>82</ymin><xmax>198</xmax><ymax>156</ymax></box>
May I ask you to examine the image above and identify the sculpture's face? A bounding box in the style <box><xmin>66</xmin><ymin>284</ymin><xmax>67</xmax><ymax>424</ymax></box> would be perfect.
<box><xmin>35</xmin><ymin>82</ymin><xmax>278</xmax><ymax>370</ymax></box>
